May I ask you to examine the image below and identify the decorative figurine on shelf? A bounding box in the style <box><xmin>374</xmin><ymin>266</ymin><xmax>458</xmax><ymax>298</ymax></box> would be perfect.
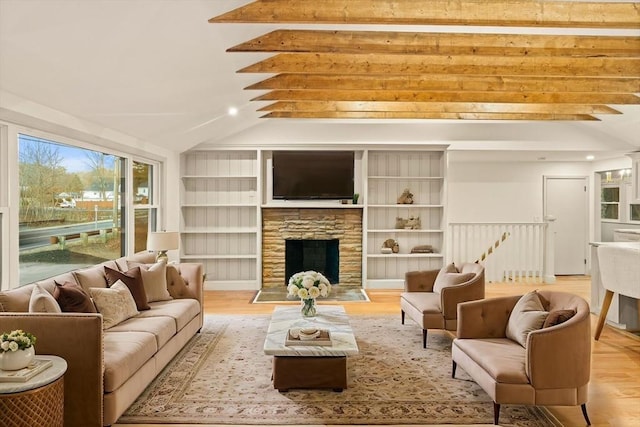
<box><xmin>381</xmin><ymin>238</ymin><xmax>399</xmax><ymax>254</ymax></box>
<box><xmin>395</xmin><ymin>217</ymin><xmax>408</xmax><ymax>229</ymax></box>
<box><xmin>406</xmin><ymin>216</ymin><xmax>422</xmax><ymax>230</ymax></box>
<box><xmin>397</xmin><ymin>188</ymin><xmax>414</xmax><ymax>204</ymax></box>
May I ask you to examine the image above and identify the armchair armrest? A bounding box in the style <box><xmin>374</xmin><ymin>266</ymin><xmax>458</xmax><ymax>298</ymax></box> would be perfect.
<box><xmin>0</xmin><ymin>313</ymin><xmax>104</xmax><ymax>427</ymax></box>
<box><xmin>456</xmin><ymin>295</ymin><xmax>520</xmax><ymax>339</ymax></box>
<box><xmin>527</xmin><ymin>309</ymin><xmax>591</xmax><ymax>390</ymax></box>
<box><xmin>404</xmin><ymin>269</ymin><xmax>439</xmax><ymax>292</ymax></box>
<box><xmin>440</xmin><ymin>271</ymin><xmax>485</xmax><ymax>320</ymax></box>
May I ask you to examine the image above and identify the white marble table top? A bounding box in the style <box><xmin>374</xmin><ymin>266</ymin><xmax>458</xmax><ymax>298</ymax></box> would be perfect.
<box><xmin>0</xmin><ymin>355</ymin><xmax>67</xmax><ymax>394</ymax></box>
<box><xmin>264</xmin><ymin>305</ymin><xmax>359</xmax><ymax>357</ymax></box>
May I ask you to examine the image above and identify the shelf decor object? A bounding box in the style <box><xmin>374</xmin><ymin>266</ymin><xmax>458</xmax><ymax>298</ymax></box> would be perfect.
<box><xmin>147</xmin><ymin>231</ymin><xmax>179</xmax><ymax>263</ymax></box>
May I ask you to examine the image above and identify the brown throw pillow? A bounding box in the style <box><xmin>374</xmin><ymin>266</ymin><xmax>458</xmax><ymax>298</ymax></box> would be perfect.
<box><xmin>104</xmin><ymin>266</ymin><xmax>150</xmax><ymax>311</ymax></box>
<box><xmin>53</xmin><ymin>281</ymin><xmax>97</xmax><ymax>313</ymax></box>
<box><xmin>543</xmin><ymin>309</ymin><xmax>576</xmax><ymax>328</ymax></box>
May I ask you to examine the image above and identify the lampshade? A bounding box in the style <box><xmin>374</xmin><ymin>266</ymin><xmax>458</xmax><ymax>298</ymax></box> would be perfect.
<box><xmin>147</xmin><ymin>231</ymin><xmax>180</xmax><ymax>251</ymax></box>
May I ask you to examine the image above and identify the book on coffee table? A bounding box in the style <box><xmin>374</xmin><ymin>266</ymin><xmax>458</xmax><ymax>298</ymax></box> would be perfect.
<box><xmin>285</xmin><ymin>328</ymin><xmax>332</xmax><ymax>346</ymax></box>
<box><xmin>0</xmin><ymin>357</ymin><xmax>53</xmax><ymax>382</ymax></box>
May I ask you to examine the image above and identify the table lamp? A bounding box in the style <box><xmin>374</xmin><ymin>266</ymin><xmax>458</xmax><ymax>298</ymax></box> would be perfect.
<box><xmin>147</xmin><ymin>231</ymin><xmax>179</xmax><ymax>263</ymax></box>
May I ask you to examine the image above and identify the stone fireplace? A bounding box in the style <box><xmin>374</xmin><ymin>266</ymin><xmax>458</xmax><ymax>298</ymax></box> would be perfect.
<box><xmin>262</xmin><ymin>208</ymin><xmax>362</xmax><ymax>288</ymax></box>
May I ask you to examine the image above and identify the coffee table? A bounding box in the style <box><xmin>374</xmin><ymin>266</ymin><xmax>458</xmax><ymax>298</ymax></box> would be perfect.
<box><xmin>263</xmin><ymin>305</ymin><xmax>359</xmax><ymax>392</ymax></box>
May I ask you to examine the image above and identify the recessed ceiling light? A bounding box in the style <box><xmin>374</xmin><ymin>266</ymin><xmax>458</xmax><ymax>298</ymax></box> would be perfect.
<box><xmin>586</xmin><ymin>155</ymin><xmax>595</xmax><ymax>161</ymax></box>
<box><xmin>228</xmin><ymin>107</ymin><xmax>238</xmax><ymax>116</ymax></box>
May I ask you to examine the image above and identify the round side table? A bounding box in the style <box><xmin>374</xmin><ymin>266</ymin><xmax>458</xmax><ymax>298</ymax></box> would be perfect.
<box><xmin>0</xmin><ymin>355</ymin><xmax>67</xmax><ymax>427</ymax></box>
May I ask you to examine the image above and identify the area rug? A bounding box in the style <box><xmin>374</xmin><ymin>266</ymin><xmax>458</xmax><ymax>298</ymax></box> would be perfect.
<box><xmin>252</xmin><ymin>287</ymin><xmax>370</xmax><ymax>303</ymax></box>
<box><xmin>119</xmin><ymin>314</ymin><xmax>560</xmax><ymax>426</ymax></box>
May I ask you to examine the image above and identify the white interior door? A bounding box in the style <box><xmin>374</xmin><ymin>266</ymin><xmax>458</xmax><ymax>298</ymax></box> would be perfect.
<box><xmin>544</xmin><ymin>176</ymin><xmax>588</xmax><ymax>275</ymax></box>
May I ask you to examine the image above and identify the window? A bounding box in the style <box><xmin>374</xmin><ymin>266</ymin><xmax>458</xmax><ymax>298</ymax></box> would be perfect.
<box><xmin>600</xmin><ymin>186</ymin><xmax>620</xmax><ymax>220</ymax></box>
<box><xmin>631</xmin><ymin>204</ymin><xmax>640</xmax><ymax>222</ymax></box>
<box><xmin>133</xmin><ymin>161</ymin><xmax>157</xmax><ymax>252</ymax></box>
<box><xmin>18</xmin><ymin>134</ymin><xmax>125</xmax><ymax>285</ymax></box>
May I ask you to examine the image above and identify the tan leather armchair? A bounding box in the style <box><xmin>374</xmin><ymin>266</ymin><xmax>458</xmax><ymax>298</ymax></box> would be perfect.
<box><xmin>452</xmin><ymin>291</ymin><xmax>591</xmax><ymax>425</ymax></box>
<box><xmin>401</xmin><ymin>262</ymin><xmax>485</xmax><ymax>348</ymax></box>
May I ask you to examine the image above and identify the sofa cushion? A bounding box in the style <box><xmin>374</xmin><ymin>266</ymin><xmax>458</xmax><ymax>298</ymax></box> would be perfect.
<box><xmin>104</xmin><ymin>266</ymin><xmax>150</xmax><ymax>311</ymax></box>
<box><xmin>454</xmin><ymin>337</ymin><xmax>529</xmax><ymax>384</ymax></box>
<box><xmin>127</xmin><ymin>261</ymin><xmax>173</xmax><ymax>303</ymax></box>
<box><xmin>29</xmin><ymin>284</ymin><xmax>61</xmax><ymax>313</ymax></box>
<box><xmin>103</xmin><ymin>331</ymin><xmax>158</xmax><ymax>392</ymax></box>
<box><xmin>543</xmin><ymin>309</ymin><xmax>576</xmax><ymax>328</ymax></box>
<box><xmin>400</xmin><ymin>291</ymin><xmax>441</xmax><ymax>313</ymax></box>
<box><xmin>136</xmin><ymin>299</ymin><xmax>200</xmax><ymax>331</ymax></box>
<box><xmin>506</xmin><ymin>291</ymin><xmax>549</xmax><ymax>347</ymax></box>
<box><xmin>89</xmin><ymin>281</ymin><xmax>140</xmax><ymax>329</ymax></box>
<box><xmin>54</xmin><ymin>281</ymin><xmax>98</xmax><ymax>313</ymax></box>
<box><xmin>108</xmin><ymin>315</ymin><xmax>177</xmax><ymax>349</ymax></box>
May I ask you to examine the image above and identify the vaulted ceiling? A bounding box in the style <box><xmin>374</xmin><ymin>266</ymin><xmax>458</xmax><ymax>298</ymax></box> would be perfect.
<box><xmin>0</xmin><ymin>0</ymin><xmax>639</xmax><ymax>160</ymax></box>
<box><xmin>210</xmin><ymin>0</ymin><xmax>640</xmax><ymax>122</ymax></box>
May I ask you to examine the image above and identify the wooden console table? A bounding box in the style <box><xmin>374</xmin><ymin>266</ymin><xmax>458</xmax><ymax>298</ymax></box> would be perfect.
<box><xmin>0</xmin><ymin>356</ymin><xmax>67</xmax><ymax>427</ymax></box>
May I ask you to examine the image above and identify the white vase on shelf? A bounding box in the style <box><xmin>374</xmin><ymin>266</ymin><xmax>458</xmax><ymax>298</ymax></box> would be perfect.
<box><xmin>0</xmin><ymin>346</ymin><xmax>35</xmax><ymax>371</ymax></box>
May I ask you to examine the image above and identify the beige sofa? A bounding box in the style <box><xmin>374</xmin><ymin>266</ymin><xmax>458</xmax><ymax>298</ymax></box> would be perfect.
<box><xmin>0</xmin><ymin>252</ymin><xmax>204</xmax><ymax>427</ymax></box>
<box><xmin>451</xmin><ymin>291</ymin><xmax>591</xmax><ymax>425</ymax></box>
<box><xmin>401</xmin><ymin>262</ymin><xmax>485</xmax><ymax>347</ymax></box>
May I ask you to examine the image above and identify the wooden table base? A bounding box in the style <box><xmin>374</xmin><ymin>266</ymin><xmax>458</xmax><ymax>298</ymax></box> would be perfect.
<box><xmin>0</xmin><ymin>376</ymin><xmax>64</xmax><ymax>427</ymax></box>
<box><xmin>273</xmin><ymin>356</ymin><xmax>347</xmax><ymax>392</ymax></box>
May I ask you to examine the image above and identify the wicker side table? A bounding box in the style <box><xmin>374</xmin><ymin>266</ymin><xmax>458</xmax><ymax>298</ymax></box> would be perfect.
<box><xmin>0</xmin><ymin>356</ymin><xmax>67</xmax><ymax>427</ymax></box>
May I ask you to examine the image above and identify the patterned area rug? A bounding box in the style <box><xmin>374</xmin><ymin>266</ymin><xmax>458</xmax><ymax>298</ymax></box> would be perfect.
<box><xmin>119</xmin><ymin>314</ymin><xmax>560</xmax><ymax>426</ymax></box>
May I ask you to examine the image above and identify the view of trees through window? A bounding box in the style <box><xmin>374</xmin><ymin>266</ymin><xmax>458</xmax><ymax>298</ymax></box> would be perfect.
<box><xmin>19</xmin><ymin>135</ymin><xmax>125</xmax><ymax>285</ymax></box>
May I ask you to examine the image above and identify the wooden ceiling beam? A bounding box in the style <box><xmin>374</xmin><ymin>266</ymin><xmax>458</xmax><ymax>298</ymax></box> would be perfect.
<box><xmin>238</xmin><ymin>53</ymin><xmax>640</xmax><ymax>78</ymax></box>
<box><xmin>209</xmin><ymin>0</ymin><xmax>640</xmax><ymax>29</ymax></box>
<box><xmin>261</xmin><ymin>111</ymin><xmax>599</xmax><ymax>121</ymax></box>
<box><xmin>230</xmin><ymin>30</ymin><xmax>640</xmax><ymax>58</ymax></box>
<box><xmin>253</xmin><ymin>90</ymin><xmax>640</xmax><ymax>105</ymax></box>
<box><xmin>246</xmin><ymin>74</ymin><xmax>640</xmax><ymax>94</ymax></box>
<box><xmin>259</xmin><ymin>101</ymin><xmax>621</xmax><ymax>115</ymax></box>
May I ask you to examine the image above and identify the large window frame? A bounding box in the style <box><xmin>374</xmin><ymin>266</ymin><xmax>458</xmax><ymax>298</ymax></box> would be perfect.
<box><xmin>1</xmin><ymin>123</ymin><xmax>165</xmax><ymax>290</ymax></box>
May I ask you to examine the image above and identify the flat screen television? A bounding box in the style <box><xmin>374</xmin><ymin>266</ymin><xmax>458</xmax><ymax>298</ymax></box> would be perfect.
<box><xmin>273</xmin><ymin>151</ymin><xmax>354</xmax><ymax>200</ymax></box>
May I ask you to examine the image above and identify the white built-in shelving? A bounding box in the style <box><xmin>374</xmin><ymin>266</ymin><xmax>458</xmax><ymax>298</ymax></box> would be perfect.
<box><xmin>180</xmin><ymin>151</ymin><xmax>260</xmax><ymax>290</ymax></box>
<box><xmin>365</xmin><ymin>150</ymin><xmax>446</xmax><ymax>288</ymax></box>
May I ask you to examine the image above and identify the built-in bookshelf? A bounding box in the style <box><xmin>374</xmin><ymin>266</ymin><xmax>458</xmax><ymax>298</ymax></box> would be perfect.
<box><xmin>180</xmin><ymin>150</ymin><xmax>260</xmax><ymax>289</ymax></box>
<box><xmin>365</xmin><ymin>150</ymin><xmax>446</xmax><ymax>288</ymax></box>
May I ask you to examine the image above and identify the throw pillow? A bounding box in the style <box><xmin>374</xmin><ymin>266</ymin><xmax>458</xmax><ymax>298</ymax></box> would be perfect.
<box><xmin>104</xmin><ymin>266</ymin><xmax>150</xmax><ymax>311</ymax></box>
<box><xmin>89</xmin><ymin>280</ymin><xmax>139</xmax><ymax>329</ymax></box>
<box><xmin>127</xmin><ymin>261</ymin><xmax>172</xmax><ymax>303</ymax></box>
<box><xmin>506</xmin><ymin>291</ymin><xmax>549</xmax><ymax>347</ymax></box>
<box><xmin>29</xmin><ymin>284</ymin><xmax>62</xmax><ymax>313</ymax></box>
<box><xmin>54</xmin><ymin>281</ymin><xmax>98</xmax><ymax>313</ymax></box>
<box><xmin>543</xmin><ymin>309</ymin><xmax>576</xmax><ymax>328</ymax></box>
<box><xmin>433</xmin><ymin>263</ymin><xmax>475</xmax><ymax>294</ymax></box>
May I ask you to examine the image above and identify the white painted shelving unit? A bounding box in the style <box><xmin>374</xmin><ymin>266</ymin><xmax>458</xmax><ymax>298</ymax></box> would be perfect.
<box><xmin>180</xmin><ymin>150</ymin><xmax>260</xmax><ymax>290</ymax></box>
<box><xmin>365</xmin><ymin>149</ymin><xmax>446</xmax><ymax>288</ymax></box>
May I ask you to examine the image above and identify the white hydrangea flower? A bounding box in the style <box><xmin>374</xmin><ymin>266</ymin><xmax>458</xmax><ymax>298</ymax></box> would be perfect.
<box><xmin>297</xmin><ymin>288</ymin><xmax>309</xmax><ymax>299</ymax></box>
<box><xmin>0</xmin><ymin>341</ymin><xmax>9</xmax><ymax>351</ymax></box>
<box><xmin>302</xmin><ymin>276</ymin><xmax>314</xmax><ymax>289</ymax></box>
<box><xmin>8</xmin><ymin>341</ymin><xmax>19</xmax><ymax>352</ymax></box>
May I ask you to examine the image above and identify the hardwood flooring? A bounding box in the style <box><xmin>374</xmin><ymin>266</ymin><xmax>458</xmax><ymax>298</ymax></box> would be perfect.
<box><xmin>117</xmin><ymin>276</ymin><xmax>640</xmax><ymax>427</ymax></box>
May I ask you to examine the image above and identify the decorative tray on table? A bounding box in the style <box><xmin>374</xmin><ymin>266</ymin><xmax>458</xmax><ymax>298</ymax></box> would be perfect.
<box><xmin>285</xmin><ymin>328</ymin><xmax>332</xmax><ymax>346</ymax></box>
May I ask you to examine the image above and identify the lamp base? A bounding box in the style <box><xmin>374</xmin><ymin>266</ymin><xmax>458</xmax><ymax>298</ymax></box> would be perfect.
<box><xmin>155</xmin><ymin>251</ymin><xmax>169</xmax><ymax>264</ymax></box>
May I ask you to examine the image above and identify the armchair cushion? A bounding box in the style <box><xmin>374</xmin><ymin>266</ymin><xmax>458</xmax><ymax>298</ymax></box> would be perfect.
<box><xmin>543</xmin><ymin>309</ymin><xmax>576</xmax><ymax>328</ymax></box>
<box><xmin>433</xmin><ymin>270</ymin><xmax>476</xmax><ymax>294</ymax></box>
<box><xmin>505</xmin><ymin>291</ymin><xmax>549</xmax><ymax>347</ymax></box>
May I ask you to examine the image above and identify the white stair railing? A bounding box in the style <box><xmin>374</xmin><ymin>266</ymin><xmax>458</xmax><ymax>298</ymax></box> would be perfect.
<box><xmin>448</xmin><ymin>222</ymin><xmax>551</xmax><ymax>283</ymax></box>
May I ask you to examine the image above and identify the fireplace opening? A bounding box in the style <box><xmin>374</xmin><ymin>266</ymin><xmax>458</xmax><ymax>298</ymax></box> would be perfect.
<box><xmin>285</xmin><ymin>239</ymin><xmax>339</xmax><ymax>285</ymax></box>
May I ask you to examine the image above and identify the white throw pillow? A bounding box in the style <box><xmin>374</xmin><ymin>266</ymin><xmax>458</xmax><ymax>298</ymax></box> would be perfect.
<box><xmin>505</xmin><ymin>291</ymin><xmax>549</xmax><ymax>347</ymax></box>
<box><xmin>89</xmin><ymin>280</ymin><xmax>139</xmax><ymax>329</ymax></box>
<box><xmin>29</xmin><ymin>284</ymin><xmax>62</xmax><ymax>313</ymax></box>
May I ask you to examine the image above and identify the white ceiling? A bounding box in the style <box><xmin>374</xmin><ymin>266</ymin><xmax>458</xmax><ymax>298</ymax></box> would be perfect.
<box><xmin>1</xmin><ymin>0</ymin><xmax>639</xmax><ymax>162</ymax></box>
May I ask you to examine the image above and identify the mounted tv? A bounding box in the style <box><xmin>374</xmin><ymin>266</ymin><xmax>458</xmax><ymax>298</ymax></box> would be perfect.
<box><xmin>273</xmin><ymin>151</ymin><xmax>354</xmax><ymax>200</ymax></box>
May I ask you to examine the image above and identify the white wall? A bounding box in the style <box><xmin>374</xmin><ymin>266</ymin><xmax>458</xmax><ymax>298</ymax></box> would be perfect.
<box><xmin>447</xmin><ymin>159</ymin><xmax>593</xmax><ymax>223</ymax></box>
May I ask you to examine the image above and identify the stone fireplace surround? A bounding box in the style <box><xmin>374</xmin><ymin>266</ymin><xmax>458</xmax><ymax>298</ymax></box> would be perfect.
<box><xmin>262</xmin><ymin>208</ymin><xmax>363</xmax><ymax>288</ymax></box>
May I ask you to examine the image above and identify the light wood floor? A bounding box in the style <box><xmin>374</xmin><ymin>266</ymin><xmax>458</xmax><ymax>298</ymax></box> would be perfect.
<box><xmin>117</xmin><ymin>276</ymin><xmax>640</xmax><ymax>427</ymax></box>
